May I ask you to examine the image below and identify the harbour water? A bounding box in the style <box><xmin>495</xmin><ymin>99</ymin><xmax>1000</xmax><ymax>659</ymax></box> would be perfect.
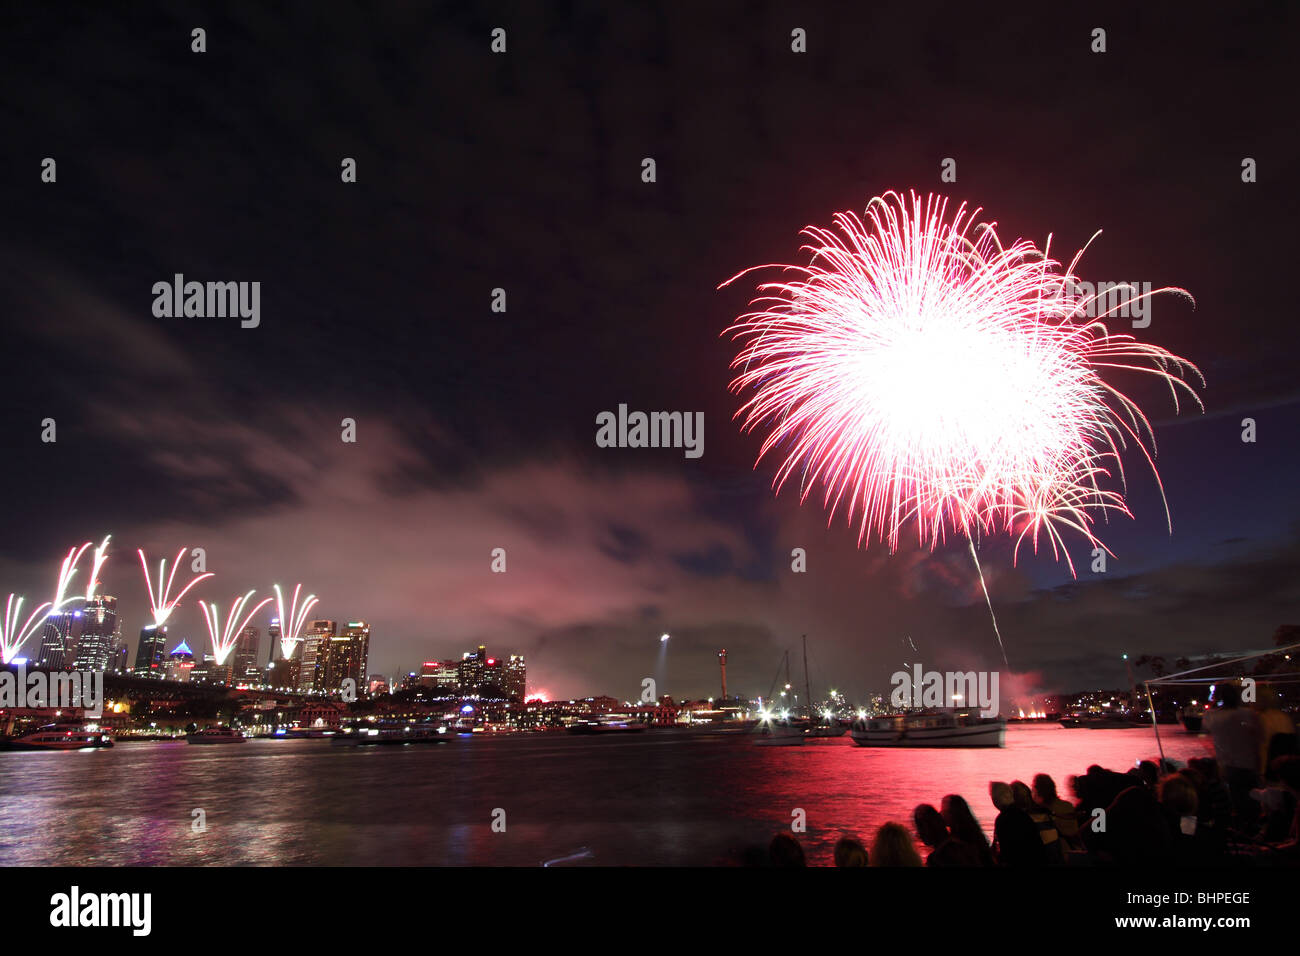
<box><xmin>0</xmin><ymin>724</ymin><xmax>1213</xmax><ymax>866</ymax></box>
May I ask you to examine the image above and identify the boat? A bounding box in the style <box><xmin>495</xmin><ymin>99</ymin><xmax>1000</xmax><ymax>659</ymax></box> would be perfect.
<box><xmin>566</xmin><ymin>716</ymin><xmax>649</xmax><ymax>734</ymax></box>
<box><xmin>850</xmin><ymin>711</ymin><xmax>1006</xmax><ymax>748</ymax></box>
<box><xmin>186</xmin><ymin>726</ymin><xmax>247</xmax><ymax>744</ymax></box>
<box><xmin>798</xmin><ymin>635</ymin><xmax>848</xmax><ymax>738</ymax></box>
<box><xmin>806</xmin><ymin>723</ymin><xmax>847</xmax><ymax>738</ymax></box>
<box><xmin>1059</xmin><ymin>712</ymin><xmax>1146</xmax><ymax>729</ymax></box>
<box><xmin>332</xmin><ymin>721</ymin><xmax>447</xmax><ymax>745</ymax></box>
<box><xmin>754</xmin><ymin>717</ymin><xmax>806</xmax><ymax>746</ymax></box>
<box><xmin>2</xmin><ymin>722</ymin><xmax>114</xmax><ymax>751</ymax></box>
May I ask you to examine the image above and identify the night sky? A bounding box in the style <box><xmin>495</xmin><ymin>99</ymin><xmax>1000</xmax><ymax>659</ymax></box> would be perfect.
<box><xmin>1</xmin><ymin>2</ymin><xmax>1296</xmax><ymax>703</ymax></box>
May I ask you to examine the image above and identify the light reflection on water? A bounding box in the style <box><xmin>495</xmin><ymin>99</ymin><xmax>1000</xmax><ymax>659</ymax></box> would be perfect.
<box><xmin>0</xmin><ymin>725</ymin><xmax>1213</xmax><ymax>866</ymax></box>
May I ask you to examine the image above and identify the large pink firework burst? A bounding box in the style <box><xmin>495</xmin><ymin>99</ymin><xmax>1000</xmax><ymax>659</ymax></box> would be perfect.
<box><xmin>723</xmin><ymin>190</ymin><xmax>1204</xmax><ymax>577</ymax></box>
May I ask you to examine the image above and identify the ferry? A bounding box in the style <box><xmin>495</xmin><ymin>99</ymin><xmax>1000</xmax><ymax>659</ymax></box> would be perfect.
<box><xmin>566</xmin><ymin>716</ymin><xmax>649</xmax><ymax>734</ymax></box>
<box><xmin>850</xmin><ymin>711</ymin><xmax>1006</xmax><ymax>748</ymax></box>
<box><xmin>3</xmin><ymin>722</ymin><xmax>114</xmax><ymax>751</ymax></box>
<box><xmin>186</xmin><ymin>726</ymin><xmax>247</xmax><ymax>744</ymax></box>
<box><xmin>332</xmin><ymin>721</ymin><xmax>447</xmax><ymax>746</ymax></box>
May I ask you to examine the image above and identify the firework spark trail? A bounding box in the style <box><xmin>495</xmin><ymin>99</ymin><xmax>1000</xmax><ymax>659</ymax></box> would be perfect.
<box><xmin>0</xmin><ymin>594</ymin><xmax>53</xmax><ymax>664</ymax></box>
<box><xmin>967</xmin><ymin>538</ymin><xmax>1008</xmax><ymax>669</ymax></box>
<box><xmin>51</xmin><ymin>543</ymin><xmax>92</xmax><ymax>614</ymax></box>
<box><xmin>199</xmin><ymin>590</ymin><xmax>274</xmax><ymax>666</ymax></box>
<box><xmin>723</xmin><ymin>191</ymin><xmax>1204</xmax><ymax>661</ymax></box>
<box><xmin>138</xmin><ymin>548</ymin><xmax>214</xmax><ymax>627</ymax></box>
<box><xmin>84</xmin><ymin>536</ymin><xmax>111</xmax><ymax>602</ymax></box>
<box><xmin>723</xmin><ymin>191</ymin><xmax>1203</xmax><ymax>573</ymax></box>
<box><xmin>273</xmin><ymin>583</ymin><xmax>319</xmax><ymax>660</ymax></box>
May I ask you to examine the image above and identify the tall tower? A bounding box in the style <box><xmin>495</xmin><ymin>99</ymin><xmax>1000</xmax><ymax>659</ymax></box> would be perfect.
<box><xmin>718</xmin><ymin>649</ymin><xmax>728</xmax><ymax>701</ymax></box>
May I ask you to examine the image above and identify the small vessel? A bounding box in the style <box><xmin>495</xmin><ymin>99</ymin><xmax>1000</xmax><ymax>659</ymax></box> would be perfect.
<box><xmin>754</xmin><ymin>717</ymin><xmax>806</xmax><ymax>746</ymax></box>
<box><xmin>798</xmin><ymin>635</ymin><xmax>846</xmax><ymax>738</ymax></box>
<box><xmin>332</xmin><ymin>721</ymin><xmax>447</xmax><ymax>745</ymax></box>
<box><xmin>186</xmin><ymin>726</ymin><xmax>247</xmax><ymax>744</ymax></box>
<box><xmin>806</xmin><ymin>722</ymin><xmax>847</xmax><ymax>738</ymax></box>
<box><xmin>2</xmin><ymin>722</ymin><xmax>114</xmax><ymax>751</ymax></box>
<box><xmin>1059</xmin><ymin>712</ymin><xmax>1146</xmax><ymax>729</ymax></box>
<box><xmin>850</xmin><ymin>711</ymin><xmax>1006</xmax><ymax>748</ymax></box>
<box><xmin>566</xmin><ymin>715</ymin><xmax>649</xmax><ymax>734</ymax></box>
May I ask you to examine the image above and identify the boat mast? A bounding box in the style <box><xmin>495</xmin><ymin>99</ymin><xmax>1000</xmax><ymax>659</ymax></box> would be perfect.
<box><xmin>803</xmin><ymin>634</ymin><xmax>813</xmax><ymax>722</ymax></box>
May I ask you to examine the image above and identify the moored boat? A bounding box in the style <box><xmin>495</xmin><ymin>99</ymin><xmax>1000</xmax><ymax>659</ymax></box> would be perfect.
<box><xmin>850</xmin><ymin>711</ymin><xmax>1005</xmax><ymax>748</ymax></box>
<box><xmin>754</xmin><ymin>717</ymin><xmax>806</xmax><ymax>746</ymax></box>
<box><xmin>806</xmin><ymin>722</ymin><xmax>847</xmax><ymax>738</ymax></box>
<box><xmin>186</xmin><ymin>726</ymin><xmax>247</xmax><ymax>744</ymax></box>
<box><xmin>2</xmin><ymin>722</ymin><xmax>114</xmax><ymax>751</ymax></box>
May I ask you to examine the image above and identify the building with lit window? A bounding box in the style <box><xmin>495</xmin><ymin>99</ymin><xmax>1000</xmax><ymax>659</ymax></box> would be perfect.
<box><xmin>297</xmin><ymin>620</ymin><xmax>338</xmax><ymax>693</ymax></box>
<box><xmin>134</xmin><ymin>624</ymin><xmax>168</xmax><ymax>677</ymax></box>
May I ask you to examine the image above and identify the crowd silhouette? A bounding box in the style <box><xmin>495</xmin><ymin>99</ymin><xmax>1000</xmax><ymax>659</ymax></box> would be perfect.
<box><xmin>746</xmin><ymin>693</ymin><xmax>1299</xmax><ymax>867</ymax></box>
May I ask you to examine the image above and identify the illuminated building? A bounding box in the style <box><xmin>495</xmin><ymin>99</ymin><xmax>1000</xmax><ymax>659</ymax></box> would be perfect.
<box><xmin>161</xmin><ymin>640</ymin><xmax>195</xmax><ymax>682</ymax></box>
<box><xmin>458</xmin><ymin>646</ymin><xmax>487</xmax><ymax>694</ymax></box>
<box><xmin>267</xmin><ymin>620</ymin><xmax>298</xmax><ymax>690</ymax></box>
<box><xmin>189</xmin><ymin>653</ymin><xmax>215</xmax><ymax>684</ymax></box>
<box><xmin>71</xmin><ymin>595</ymin><xmax>118</xmax><ymax>671</ymax></box>
<box><xmin>134</xmin><ymin>624</ymin><xmax>168</xmax><ymax>677</ymax></box>
<box><xmin>503</xmin><ymin>655</ymin><xmax>526</xmax><ymax>702</ymax></box>
<box><xmin>38</xmin><ymin>609</ymin><xmax>82</xmax><ymax>670</ymax></box>
<box><xmin>416</xmin><ymin>660</ymin><xmax>459</xmax><ymax>692</ymax></box>
<box><xmin>297</xmin><ymin>620</ymin><xmax>337</xmax><ymax>693</ymax></box>
<box><xmin>109</xmin><ymin>637</ymin><xmax>129</xmax><ymax>674</ymax></box>
<box><xmin>323</xmin><ymin>622</ymin><xmax>369</xmax><ymax>696</ymax></box>
<box><xmin>232</xmin><ymin>625</ymin><xmax>262</xmax><ymax>686</ymax></box>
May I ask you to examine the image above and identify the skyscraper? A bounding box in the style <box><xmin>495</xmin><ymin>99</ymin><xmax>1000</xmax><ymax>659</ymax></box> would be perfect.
<box><xmin>134</xmin><ymin>624</ymin><xmax>168</xmax><ymax>677</ymax></box>
<box><xmin>233</xmin><ymin>625</ymin><xmax>262</xmax><ymax>686</ymax></box>
<box><xmin>297</xmin><ymin>620</ymin><xmax>337</xmax><ymax>693</ymax></box>
<box><xmin>324</xmin><ymin>622</ymin><xmax>369</xmax><ymax>696</ymax></box>
<box><xmin>458</xmin><ymin>645</ymin><xmax>487</xmax><ymax>694</ymax></box>
<box><xmin>73</xmin><ymin>595</ymin><xmax>118</xmax><ymax>671</ymax></box>
<box><xmin>267</xmin><ymin>618</ymin><xmax>298</xmax><ymax>689</ymax></box>
<box><xmin>504</xmin><ymin>654</ymin><xmax>526</xmax><ymax>702</ymax></box>
<box><xmin>37</xmin><ymin>610</ymin><xmax>80</xmax><ymax>669</ymax></box>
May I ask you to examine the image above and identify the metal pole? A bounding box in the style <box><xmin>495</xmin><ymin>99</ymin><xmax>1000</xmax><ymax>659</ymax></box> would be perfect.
<box><xmin>1145</xmin><ymin>681</ymin><xmax>1166</xmax><ymax>768</ymax></box>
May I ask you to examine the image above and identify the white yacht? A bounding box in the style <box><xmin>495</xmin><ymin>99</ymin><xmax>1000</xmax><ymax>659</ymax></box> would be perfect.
<box><xmin>849</xmin><ymin>711</ymin><xmax>1006</xmax><ymax>748</ymax></box>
